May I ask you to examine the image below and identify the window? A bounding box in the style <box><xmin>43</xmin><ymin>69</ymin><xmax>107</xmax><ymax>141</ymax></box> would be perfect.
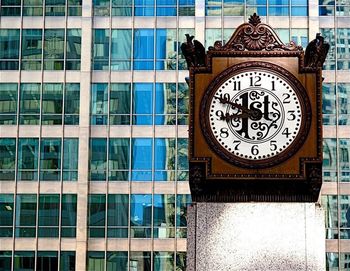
<box><xmin>44</xmin><ymin>29</ymin><xmax>65</xmax><ymax>70</ymax></box>
<box><xmin>88</xmin><ymin>194</ymin><xmax>106</xmax><ymax>238</ymax></box>
<box><xmin>135</xmin><ymin>0</ymin><xmax>154</xmax><ymax>16</ymax></box>
<box><xmin>322</xmin><ymin>195</ymin><xmax>338</xmax><ymax>239</ymax></box>
<box><xmin>88</xmin><ymin>194</ymin><xmax>129</xmax><ymax>238</ymax></box>
<box><xmin>156</xmin><ymin>29</ymin><xmax>177</xmax><ymax>70</ymax></box>
<box><xmin>61</xmin><ymin>194</ymin><xmax>77</xmax><ymax>237</ymax></box>
<box><xmin>45</xmin><ymin>0</ymin><xmax>66</xmax><ymax>16</ymax></box>
<box><xmin>37</xmin><ymin>251</ymin><xmax>58</xmax><ymax>271</ymax></box>
<box><xmin>23</xmin><ymin>0</ymin><xmax>43</xmax><ymax>16</ymax></box>
<box><xmin>91</xmin><ymin>83</ymin><xmax>108</xmax><ymax>125</ymax></box>
<box><xmin>107</xmin><ymin>252</ymin><xmax>128</xmax><ymax>271</ymax></box>
<box><xmin>107</xmin><ymin>194</ymin><xmax>129</xmax><ymax>237</ymax></box>
<box><xmin>60</xmin><ymin>251</ymin><xmax>76</xmax><ymax>271</ymax></box>
<box><xmin>130</xmin><ymin>194</ymin><xmax>152</xmax><ymax>238</ymax></box>
<box><xmin>320</xmin><ymin>28</ymin><xmax>336</xmax><ymax>70</ymax></box>
<box><xmin>113</xmin><ymin>0</ymin><xmax>132</xmax><ymax>16</ymax></box>
<box><xmin>0</xmin><ymin>251</ymin><xmax>12</xmax><ymax>271</ymax></box>
<box><xmin>177</xmin><ymin>139</ymin><xmax>188</xmax><ymax>181</ymax></box>
<box><xmin>154</xmin><ymin>139</ymin><xmax>176</xmax><ymax>181</ymax></box>
<box><xmin>66</xmin><ymin>29</ymin><xmax>82</xmax><ymax>70</ymax></box>
<box><xmin>13</xmin><ymin>251</ymin><xmax>35</xmax><ymax>271</ymax></box>
<box><xmin>16</xmin><ymin>138</ymin><xmax>79</xmax><ymax>181</ymax></box>
<box><xmin>64</xmin><ymin>84</ymin><xmax>80</xmax><ymax>125</ymax></box>
<box><xmin>176</xmin><ymin>194</ymin><xmax>191</xmax><ymax>238</ymax></box>
<box><xmin>153</xmin><ymin>252</ymin><xmax>174</xmax><ymax>271</ymax></box>
<box><xmin>153</xmin><ymin>195</ymin><xmax>175</xmax><ymax>238</ymax></box>
<box><xmin>19</xmin><ymin>83</ymin><xmax>41</xmax><ymax>125</ymax></box>
<box><xmin>90</xmin><ymin>138</ymin><xmax>107</xmax><ymax>181</ymax></box>
<box><xmin>38</xmin><ymin>194</ymin><xmax>60</xmax><ymax>237</ymax></box>
<box><xmin>40</xmin><ymin>138</ymin><xmax>61</xmax><ymax>181</ymax></box>
<box><xmin>111</xmin><ymin>29</ymin><xmax>132</xmax><ymax>70</ymax></box>
<box><xmin>92</xmin><ymin>29</ymin><xmax>110</xmax><ymax>70</ymax></box>
<box><xmin>15</xmin><ymin>194</ymin><xmax>37</xmax><ymax>237</ymax></box>
<box><xmin>109</xmin><ymin>139</ymin><xmax>130</xmax><ymax>181</ymax></box>
<box><xmin>323</xmin><ymin>139</ymin><xmax>337</xmax><ymax>182</ymax></box>
<box><xmin>110</xmin><ymin>83</ymin><xmax>131</xmax><ymax>125</ymax></box>
<box><xmin>0</xmin><ymin>139</ymin><xmax>16</xmax><ymax>180</ymax></box>
<box><xmin>21</xmin><ymin>29</ymin><xmax>43</xmax><ymax>70</ymax></box>
<box><xmin>131</xmin><ymin>138</ymin><xmax>152</xmax><ymax>181</ymax></box>
<box><xmin>0</xmin><ymin>194</ymin><xmax>14</xmax><ymax>237</ymax></box>
<box><xmin>0</xmin><ymin>29</ymin><xmax>20</xmax><ymax>70</ymax></box>
<box><xmin>0</xmin><ymin>0</ymin><xmax>21</xmax><ymax>16</ymax></box>
<box><xmin>133</xmin><ymin>83</ymin><xmax>153</xmax><ymax>125</ymax></box>
<box><xmin>155</xmin><ymin>83</ymin><xmax>176</xmax><ymax>125</ymax></box>
<box><xmin>133</xmin><ymin>29</ymin><xmax>154</xmax><ymax>70</ymax></box>
<box><xmin>129</xmin><ymin>252</ymin><xmax>151</xmax><ymax>270</ymax></box>
<box><xmin>0</xmin><ymin>83</ymin><xmax>17</xmax><ymax>125</ymax></box>
<box><xmin>87</xmin><ymin>251</ymin><xmax>105</xmax><ymax>271</ymax></box>
<box><xmin>17</xmin><ymin>138</ymin><xmax>39</xmax><ymax>181</ymax></box>
<box><xmin>42</xmin><ymin>84</ymin><xmax>63</xmax><ymax>125</ymax></box>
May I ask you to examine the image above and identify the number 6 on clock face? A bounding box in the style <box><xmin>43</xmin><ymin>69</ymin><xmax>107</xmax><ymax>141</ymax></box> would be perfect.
<box><xmin>200</xmin><ymin>62</ymin><xmax>311</xmax><ymax>168</ymax></box>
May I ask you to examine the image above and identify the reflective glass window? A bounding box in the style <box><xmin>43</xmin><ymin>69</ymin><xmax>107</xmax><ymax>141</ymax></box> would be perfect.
<box><xmin>155</xmin><ymin>29</ymin><xmax>177</xmax><ymax>70</ymax></box>
<box><xmin>320</xmin><ymin>28</ymin><xmax>336</xmax><ymax>70</ymax></box>
<box><xmin>177</xmin><ymin>139</ymin><xmax>188</xmax><ymax>181</ymax></box>
<box><xmin>17</xmin><ymin>138</ymin><xmax>39</xmax><ymax>181</ymax></box>
<box><xmin>154</xmin><ymin>138</ymin><xmax>176</xmax><ymax>181</ymax></box>
<box><xmin>337</xmin><ymin>28</ymin><xmax>350</xmax><ymax>70</ymax></box>
<box><xmin>88</xmin><ymin>194</ymin><xmax>106</xmax><ymax>238</ymax></box>
<box><xmin>135</xmin><ymin>0</ymin><xmax>155</xmax><ymax>16</ymax></box>
<box><xmin>291</xmin><ymin>29</ymin><xmax>308</xmax><ymax>48</ymax></box>
<box><xmin>64</xmin><ymin>83</ymin><xmax>80</xmax><ymax>125</ymax></box>
<box><xmin>176</xmin><ymin>194</ymin><xmax>191</xmax><ymax>238</ymax></box>
<box><xmin>131</xmin><ymin>138</ymin><xmax>152</xmax><ymax>181</ymax></box>
<box><xmin>107</xmin><ymin>194</ymin><xmax>129</xmax><ymax>237</ymax></box>
<box><xmin>109</xmin><ymin>138</ymin><xmax>130</xmax><ymax>181</ymax></box>
<box><xmin>178</xmin><ymin>83</ymin><xmax>189</xmax><ymax>125</ymax></box>
<box><xmin>112</xmin><ymin>0</ymin><xmax>132</xmax><ymax>16</ymax></box>
<box><xmin>107</xmin><ymin>251</ymin><xmax>128</xmax><ymax>271</ymax></box>
<box><xmin>0</xmin><ymin>251</ymin><xmax>12</xmax><ymax>271</ymax></box>
<box><xmin>66</xmin><ymin>29</ymin><xmax>81</xmax><ymax>70</ymax></box>
<box><xmin>0</xmin><ymin>29</ymin><xmax>20</xmax><ymax>70</ymax></box>
<box><xmin>154</xmin><ymin>252</ymin><xmax>174</xmax><ymax>271</ymax></box>
<box><xmin>91</xmin><ymin>83</ymin><xmax>108</xmax><ymax>125</ymax></box>
<box><xmin>0</xmin><ymin>138</ymin><xmax>16</xmax><ymax>180</ymax></box>
<box><xmin>322</xmin><ymin>195</ymin><xmax>339</xmax><ymax>239</ymax></box>
<box><xmin>13</xmin><ymin>251</ymin><xmax>35</xmax><ymax>271</ymax></box>
<box><xmin>323</xmin><ymin>138</ymin><xmax>337</xmax><ymax>182</ymax></box>
<box><xmin>130</xmin><ymin>194</ymin><xmax>152</xmax><ymax>238</ymax></box>
<box><xmin>111</xmin><ymin>29</ymin><xmax>132</xmax><ymax>70</ymax></box>
<box><xmin>179</xmin><ymin>0</ymin><xmax>195</xmax><ymax>15</ymax></box>
<box><xmin>323</xmin><ymin>83</ymin><xmax>336</xmax><ymax>125</ymax></box>
<box><xmin>110</xmin><ymin>83</ymin><xmax>131</xmax><ymax>125</ymax></box>
<box><xmin>40</xmin><ymin>138</ymin><xmax>61</xmax><ymax>181</ymax></box>
<box><xmin>178</xmin><ymin>28</ymin><xmax>195</xmax><ymax>70</ymax></box>
<box><xmin>339</xmin><ymin>195</ymin><xmax>350</xmax><ymax>239</ymax></box>
<box><xmin>60</xmin><ymin>251</ymin><xmax>76</xmax><ymax>271</ymax></box>
<box><xmin>23</xmin><ymin>0</ymin><xmax>44</xmax><ymax>16</ymax></box>
<box><xmin>19</xmin><ymin>83</ymin><xmax>41</xmax><ymax>125</ymax></box>
<box><xmin>90</xmin><ymin>138</ymin><xmax>107</xmax><ymax>181</ymax></box>
<box><xmin>21</xmin><ymin>29</ymin><xmax>43</xmax><ymax>70</ymax></box>
<box><xmin>38</xmin><ymin>194</ymin><xmax>59</xmax><ymax>237</ymax></box>
<box><xmin>133</xmin><ymin>29</ymin><xmax>154</xmax><ymax>70</ymax></box>
<box><xmin>0</xmin><ymin>194</ymin><xmax>14</xmax><ymax>237</ymax></box>
<box><xmin>133</xmin><ymin>83</ymin><xmax>153</xmax><ymax>125</ymax></box>
<box><xmin>340</xmin><ymin>253</ymin><xmax>350</xmax><ymax>269</ymax></box>
<box><xmin>68</xmin><ymin>0</ymin><xmax>82</xmax><ymax>15</ymax></box>
<box><xmin>87</xmin><ymin>251</ymin><xmax>105</xmax><ymax>271</ymax></box>
<box><xmin>340</xmin><ymin>139</ymin><xmax>350</xmax><ymax>182</ymax></box>
<box><xmin>45</xmin><ymin>0</ymin><xmax>66</xmax><ymax>16</ymax></box>
<box><xmin>44</xmin><ymin>29</ymin><xmax>65</xmax><ymax>70</ymax></box>
<box><xmin>63</xmin><ymin>139</ymin><xmax>79</xmax><ymax>181</ymax></box>
<box><xmin>129</xmin><ymin>252</ymin><xmax>151</xmax><ymax>270</ymax></box>
<box><xmin>92</xmin><ymin>29</ymin><xmax>110</xmax><ymax>70</ymax></box>
<box><xmin>0</xmin><ymin>0</ymin><xmax>21</xmax><ymax>16</ymax></box>
<box><xmin>15</xmin><ymin>194</ymin><xmax>37</xmax><ymax>237</ymax></box>
<box><xmin>93</xmin><ymin>0</ymin><xmax>110</xmax><ymax>16</ymax></box>
<box><xmin>176</xmin><ymin>252</ymin><xmax>186</xmax><ymax>271</ymax></box>
<box><xmin>37</xmin><ymin>251</ymin><xmax>58</xmax><ymax>271</ymax></box>
<box><xmin>42</xmin><ymin>83</ymin><xmax>63</xmax><ymax>125</ymax></box>
<box><xmin>155</xmin><ymin>83</ymin><xmax>176</xmax><ymax>125</ymax></box>
<box><xmin>338</xmin><ymin>84</ymin><xmax>350</xmax><ymax>125</ymax></box>
<box><xmin>0</xmin><ymin>83</ymin><xmax>17</xmax><ymax>125</ymax></box>
<box><xmin>153</xmin><ymin>195</ymin><xmax>175</xmax><ymax>238</ymax></box>
<box><xmin>61</xmin><ymin>194</ymin><xmax>77</xmax><ymax>237</ymax></box>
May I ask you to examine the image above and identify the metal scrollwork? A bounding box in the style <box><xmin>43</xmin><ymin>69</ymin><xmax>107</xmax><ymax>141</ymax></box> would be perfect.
<box><xmin>208</xmin><ymin>13</ymin><xmax>303</xmax><ymax>52</ymax></box>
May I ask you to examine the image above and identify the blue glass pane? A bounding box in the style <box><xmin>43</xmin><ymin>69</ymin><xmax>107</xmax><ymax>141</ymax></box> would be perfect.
<box><xmin>157</xmin><ymin>0</ymin><xmax>176</xmax><ymax>5</ymax></box>
<box><xmin>156</xmin><ymin>7</ymin><xmax>177</xmax><ymax>16</ymax></box>
<box><xmin>134</xmin><ymin>7</ymin><xmax>155</xmax><ymax>16</ymax></box>
<box><xmin>292</xmin><ymin>0</ymin><xmax>307</xmax><ymax>4</ymax></box>
<box><xmin>133</xmin><ymin>83</ymin><xmax>153</xmax><ymax>114</ymax></box>
<box><xmin>179</xmin><ymin>0</ymin><xmax>195</xmax><ymax>4</ymax></box>
<box><xmin>132</xmin><ymin>138</ymin><xmax>152</xmax><ymax>170</ymax></box>
<box><xmin>292</xmin><ymin>6</ymin><xmax>308</xmax><ymax>15</ymax></box>
<box><xmin>130</xmin><ymin>194</ymin><xmax>152</xmax><ymax>226</ymax></box>
<box><xmin>268</xmin><ymin>6</ymin><xmax>289</xmax><ymax>15</ymax></box>
<box><xmin>247</xmin><ymin>0</ymin><xmax>267</xmax><ymax>4</ymax></box>
<box><xmin>17</xmin><ymin>138</ymin><xmax>39</xmax><ymax>181</ymax></box>
<box><xmin>269</xmin><ymin>0</ymin><xmax>288</xmax><ymax>5</ymax></box>
<box><xmin>224</xmin><ymin>0</ymin><xmax>244</xmax><ymax>4</ymax></box>
<box><xmin>134</xmin><ymin>29</ymin><xmax>154</xmax><ymax>59</ymax></box>
<box><xmin>135</xmin><ymin>0</ymin><xmax>154</xmax><ymax>4</ymax></box>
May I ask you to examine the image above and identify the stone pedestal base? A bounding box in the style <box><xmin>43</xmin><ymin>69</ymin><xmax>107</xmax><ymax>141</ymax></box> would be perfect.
<box><xmin>187</xmin><ymin>203</ymin><xmax>325</xmax><ymax>271</ymax></box>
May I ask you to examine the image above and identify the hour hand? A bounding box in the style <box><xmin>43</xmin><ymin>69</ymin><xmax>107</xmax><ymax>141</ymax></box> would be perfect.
<box><xmin>220</xmin><ymin>112</ymin><xmax>250</xmax><ymax>121</ymax></box>
<box><xmin>214</xmin><ymin>96</ymin><xmax>252</xmax><ymax>114</ymax></box>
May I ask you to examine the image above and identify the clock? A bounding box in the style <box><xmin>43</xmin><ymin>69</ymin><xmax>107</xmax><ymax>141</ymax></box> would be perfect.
<box><xmin>200</xmin><ymin>61</ymin><xmax>312</xmax><ymax>169</ymax></box>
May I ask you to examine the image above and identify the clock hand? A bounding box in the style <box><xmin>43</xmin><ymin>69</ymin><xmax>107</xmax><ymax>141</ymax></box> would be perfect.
<box><xmin>214</xmin><ymin>96</ymin><xmax>253</xmax><ymax>114</ymax></box>
<box><xmin>220</xmin><ymin>112</ymin><xmax>250</xmax><ymax>121</ymax></box>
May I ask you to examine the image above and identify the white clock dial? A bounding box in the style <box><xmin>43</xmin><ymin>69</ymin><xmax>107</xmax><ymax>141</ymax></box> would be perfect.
<box><xmin>207</xmin><ymin>69</ymin><xmax>302</xmax><ymax>161</ymax></box>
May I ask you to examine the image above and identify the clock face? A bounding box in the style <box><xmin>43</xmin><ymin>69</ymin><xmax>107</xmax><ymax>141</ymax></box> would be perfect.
<box><xmin>200</xmin><ymin>62</ymin><xmax>311</xmax><ymax>168</ymax></box>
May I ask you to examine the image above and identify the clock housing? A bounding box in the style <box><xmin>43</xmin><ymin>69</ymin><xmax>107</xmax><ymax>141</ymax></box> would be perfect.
<box><xmin>188</xmin><ymin>14</ymin><xmax>323</xmax><ymax>202</ymax></box>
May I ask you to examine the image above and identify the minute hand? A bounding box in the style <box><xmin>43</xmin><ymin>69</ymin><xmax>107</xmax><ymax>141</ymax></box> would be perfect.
<box><xmin>215</xmin><ymin>96</ymin><xmax>252</xmax><ymax>114</ymax></box>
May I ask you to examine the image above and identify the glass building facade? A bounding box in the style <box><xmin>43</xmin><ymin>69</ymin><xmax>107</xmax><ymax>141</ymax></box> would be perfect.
<box><xmin>0</xmin><ymin>0</ymin><xmax>349</xmax><ymax>270</ymax></box>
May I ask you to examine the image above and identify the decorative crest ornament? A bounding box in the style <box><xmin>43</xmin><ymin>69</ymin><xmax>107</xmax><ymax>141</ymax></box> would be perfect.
<box><xmin>209</xmin><ymin>13</ymin><xmax>303</xmax><ymax>52</ymax></box>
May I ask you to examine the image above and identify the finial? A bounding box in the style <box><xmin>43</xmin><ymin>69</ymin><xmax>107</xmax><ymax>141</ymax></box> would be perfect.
<box><xmin>248</xmin><ymin>13</ymin><xmax>261</xmax><ymax>26</ymax></box>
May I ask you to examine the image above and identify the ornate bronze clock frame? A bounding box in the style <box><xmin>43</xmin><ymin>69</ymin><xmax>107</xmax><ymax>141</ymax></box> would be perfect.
<box><xmin>186</xmin><ymin>14</ymin><xmax>326</xmax><ymax>202</ymax></box>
